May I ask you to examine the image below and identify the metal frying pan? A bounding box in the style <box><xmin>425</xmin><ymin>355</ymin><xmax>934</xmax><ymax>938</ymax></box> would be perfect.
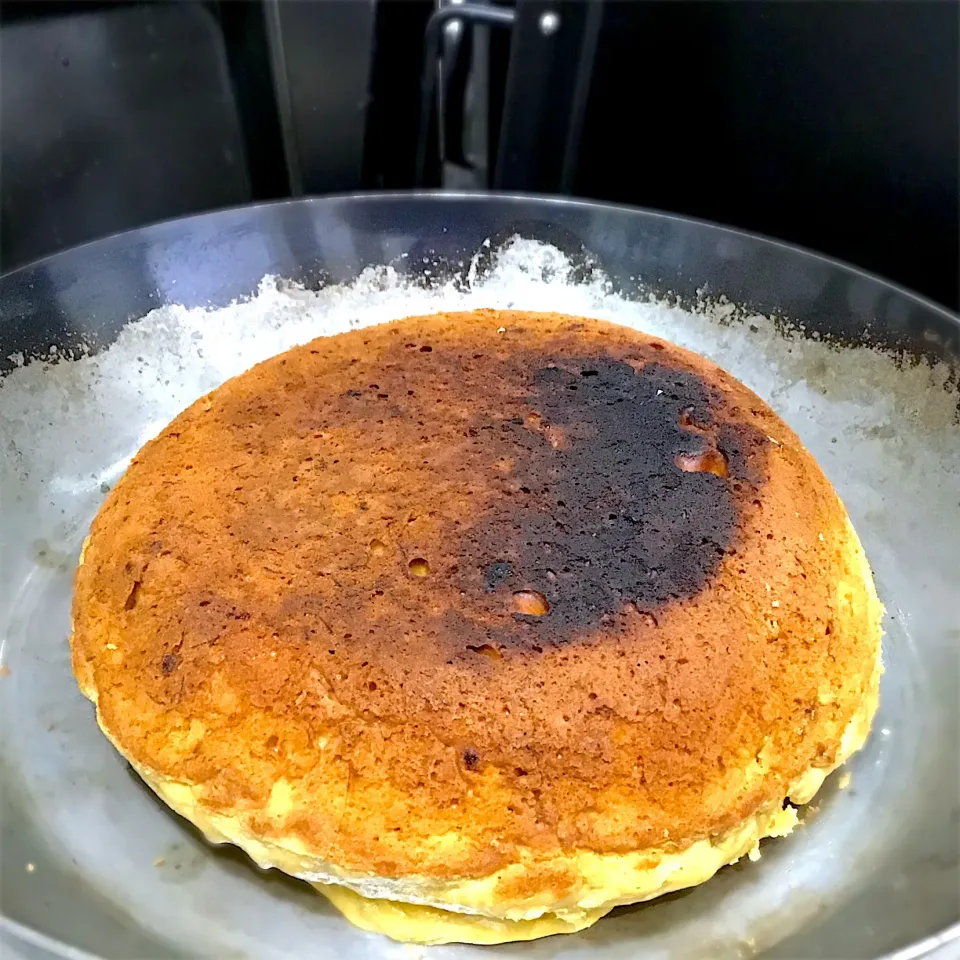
<box><xmin>1</xmin><ymin>193</ymin><xmax>957</xmax><ymax>960</ymax></box>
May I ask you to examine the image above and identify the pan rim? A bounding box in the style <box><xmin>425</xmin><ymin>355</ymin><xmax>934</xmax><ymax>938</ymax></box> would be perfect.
<box><xmin>0</xmin><ymin>190</ymin><xmax>957</xmax><ymax>331</ymax></box>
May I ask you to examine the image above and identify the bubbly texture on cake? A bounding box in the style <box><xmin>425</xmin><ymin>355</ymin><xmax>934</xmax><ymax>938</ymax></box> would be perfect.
<box><xmin>71</xmin><ymin>310</ymin><xmax>882</xmax><ymax>944</ymax></box>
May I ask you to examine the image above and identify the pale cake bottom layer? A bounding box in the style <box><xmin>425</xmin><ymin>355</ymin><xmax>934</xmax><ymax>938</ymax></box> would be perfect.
<box><xmin>310</xmin><ymin>661</ymin><xmax>877</xmax><ymax>945</ymax></box>
<box><xmin>115</xmin><ymin>648</ymin><xmax>878</xmax><ymax>945</ymax></box>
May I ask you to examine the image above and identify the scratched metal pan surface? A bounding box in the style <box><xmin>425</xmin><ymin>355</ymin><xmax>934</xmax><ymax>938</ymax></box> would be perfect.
<box><xmin>0</xmin><ymin>194</ymin><xmax>958</xmax><ymax>960</ymax></box>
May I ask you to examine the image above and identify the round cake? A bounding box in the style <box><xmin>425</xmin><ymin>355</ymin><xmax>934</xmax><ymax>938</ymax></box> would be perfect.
<box><xmin>71</xmin><ymin>309</ymin><xmax>883</xmax><ymax>944</ymax></box>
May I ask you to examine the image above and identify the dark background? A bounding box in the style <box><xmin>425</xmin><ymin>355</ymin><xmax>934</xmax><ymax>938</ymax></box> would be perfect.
<box><xmin>1</xmin><ymin>0</ymin><xmax>957</xmax><ymax>308</ymax></box>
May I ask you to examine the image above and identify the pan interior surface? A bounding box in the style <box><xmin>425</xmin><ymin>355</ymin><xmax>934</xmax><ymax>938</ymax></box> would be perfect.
<box><xmin>0</xmin><ymin>198</ymin><xmax>958</xmax><ymax>960</ymax></box>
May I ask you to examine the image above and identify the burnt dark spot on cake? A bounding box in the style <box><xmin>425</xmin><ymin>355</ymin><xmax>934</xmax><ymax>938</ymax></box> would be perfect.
<box><xmin>164</xmin><ymin>323</ymin><xmax>771</xmax><ymax>676</ymax></box>
<box><xmin>484</xmin><ymin>562</ymin><xmax>513</xmax><ymax>592</ymax></box>
<box><xmin>462</xmin><ymin>748</ymin><xmax>481</xmax><ymax>770</ymax></box>
<box><xmin>456</xmin><ymin>357</ymin><xmax>766</xmax><ymax>648</ymax></box>
<box><xmin>161</xmin><ymin>653</ymin><xmax>179</xmax><ymax>675</ymax></box>
<box><xmin>124</xmin><ymin>579</ymin><xmax>141</xmax><ymax>611</ymax></box>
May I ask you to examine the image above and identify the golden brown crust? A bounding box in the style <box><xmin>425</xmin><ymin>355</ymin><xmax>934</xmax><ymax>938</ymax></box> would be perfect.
<box><xmin>71</xmin><ymin>309</ymin><xmax>881</xmax><ymax>882</ymax></box>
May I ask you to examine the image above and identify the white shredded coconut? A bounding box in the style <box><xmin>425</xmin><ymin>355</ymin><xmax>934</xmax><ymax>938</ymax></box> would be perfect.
<box><xmin>2</xmin><ymin>238</ymin><xmax>955</xmax><ymax>507</ymax></box>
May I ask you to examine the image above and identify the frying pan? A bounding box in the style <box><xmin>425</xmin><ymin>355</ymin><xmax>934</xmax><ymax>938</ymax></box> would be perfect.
<box><xmin>1</xmin><ymin>193</ymin><xmax>957</xmax><ymax>960</ymax></box>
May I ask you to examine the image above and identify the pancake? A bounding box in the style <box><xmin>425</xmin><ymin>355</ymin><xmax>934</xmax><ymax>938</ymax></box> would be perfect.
<box><xmin>70</xmin><ymin>309</ymin><xmax>883</xmax><ymax>944</ymax></box>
